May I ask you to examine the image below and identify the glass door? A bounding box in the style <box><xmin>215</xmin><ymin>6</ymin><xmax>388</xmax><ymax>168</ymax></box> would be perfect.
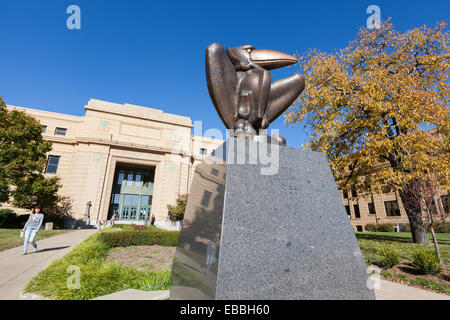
<box><xmin>138</xmin><ymin>195</ymin><xmax>152</xmax><ymax>222</ymax></box>
<box><xmin>109</xmin><ymin>166</ymin><xmax>155</xmax><ymax>222</ymax></box>
<box><xmin>121</xmin><ymin>194</ymin><xmax>139</xmax><ymax>221</ymax></box>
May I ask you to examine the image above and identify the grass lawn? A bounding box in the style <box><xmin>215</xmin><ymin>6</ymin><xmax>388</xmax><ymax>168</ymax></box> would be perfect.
<box><xmin>356</xmin><ymin>232</ymin><xmax>450</xmax><ymax>295</ymax></box>
<box><xmin>0</xmin><ymin>228</ymin><xmax>72</xmax><ymax>252</ymax></box>
<box><xmin>24</xmin><ymin>228</ymin><xmax>172</xmax><ymax>300</ymax></box>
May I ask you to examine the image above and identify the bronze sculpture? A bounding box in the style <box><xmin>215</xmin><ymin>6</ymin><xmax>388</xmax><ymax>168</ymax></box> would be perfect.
<box><xmin>206</xmin><ymin>43</ymin><xmax>305</xmax><ymax>145</ymax></box>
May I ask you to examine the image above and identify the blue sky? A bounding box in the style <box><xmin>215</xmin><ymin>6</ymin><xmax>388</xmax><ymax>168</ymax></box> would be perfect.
<box><xmin>0</xmin><ymin>0</ymin><xmax>448</xmax><ymax>147</ymax></box>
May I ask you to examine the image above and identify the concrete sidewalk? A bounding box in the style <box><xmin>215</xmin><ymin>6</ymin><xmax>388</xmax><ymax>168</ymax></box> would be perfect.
<box><xmin>90</xmin><ymin>279</ymin><xmax>449</xmax><ymax>300</ymax></box>
<box><xmin>375</xmin><ymin>279</ymin><xmax>449</xmax><ymax>300</ymax></box>
<box><xmin>0</xmin><ymin>229</ymin><xmax>97</xmax><ymax>300</ymax></box>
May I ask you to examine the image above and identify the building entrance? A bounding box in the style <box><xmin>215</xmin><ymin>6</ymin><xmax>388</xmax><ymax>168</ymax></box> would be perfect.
<box><xmin>108</xmin><ymin>166</ymin><xmax>155</xmax><ymax>222</ymax></box>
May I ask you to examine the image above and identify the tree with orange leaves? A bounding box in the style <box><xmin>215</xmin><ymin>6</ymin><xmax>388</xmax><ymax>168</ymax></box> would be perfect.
<box><xmin>286</xmin><ymin>20</ymin><xmax>449</xmax><ymax>244</ymax></box>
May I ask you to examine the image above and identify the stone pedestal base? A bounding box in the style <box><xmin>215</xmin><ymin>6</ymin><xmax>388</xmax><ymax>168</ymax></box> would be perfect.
<box><xmin>170</xmin><ymin>139</ymin><xmax>374</xmax><ymax>300</ymax></box>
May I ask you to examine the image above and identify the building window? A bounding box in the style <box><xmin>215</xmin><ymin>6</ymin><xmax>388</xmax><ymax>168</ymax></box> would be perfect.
<box><xmin>343</xmin><ymin>191</ymin><xmax>348</xmax><ymax>199</ymax></box>
<box><xmin>353</xmin><ymin>204</ymin><xmax>361</xmax><ymax>218</ymax></box>
<box><xmin>201</xmin><ymin>190</ymin><xmax>212</xmax><ymax>207</ymax></box>
<box><xmin>45</xmin><ymin>155</ymin><xmax>60</xmax><ymax>174</ymax></box>
<box><xmin>135</xmin><ymin>172</ymin><xmax>142</xmax><ymax>185</ymax></box>
<box><xmin>117</xmin><ymin>171</ymin><xmax>125</xmax><ymax>185</ymax></box>
<box><xmin>384</xmin><ymin>200</ymin><xmax>401</xmax><ymax>217</ymax></box>
<box><xmin>200</xmin><ymin>148</ymin><xmax>208</xmax><ymax>155</ymax></box>
<box><xmin>126</xmin><ymin>172</ymin><xmax>134</xmax><ymax>186</ymax></box>
<box><xmin>351</xmin><ymin>189</ymin><xmax>357</xmax><ymax>198</ymax></box>
<box><xmin>356</xmin><ymin>225</ymin><xmax>363</xmax><ymax>232</ymax></box>
<box><xmin>42</xmin><ymin>125</ymin><xmax>47</xmax><ymax>134</ymax></box>
<box><xmin>143</xmin><ymin>171</ymin><xmax>155</xmax><ymax>187</ymax></box>
<box><xmin>345</xmin><ymin>205</ymin><xmax>351</xmax><ymax>217</ymax></box>
<box><xmin>211</xmin><ymin>168</ymin><xmax>219</xmax><ymax>176</ymax></box>
<box><xmin>54</xmin><ymin>127</ymin><xmax>67</xmax><ymax>136</ymax></box>
<box><xmin>368</xmin><ymin>202</ymin><xmax>376</xmax><ymax>215</ymax></box>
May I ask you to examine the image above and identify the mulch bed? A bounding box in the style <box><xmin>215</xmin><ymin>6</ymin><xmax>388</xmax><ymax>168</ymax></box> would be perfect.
<box><xmin>382</xmin><ymin>259</ymin><xmax>450</xmax><ymax>294</ymax></box>
<box><xmin>106</xmin><ymin>245</ymin><xmax>176</xmax><ymax>272</ymax></box>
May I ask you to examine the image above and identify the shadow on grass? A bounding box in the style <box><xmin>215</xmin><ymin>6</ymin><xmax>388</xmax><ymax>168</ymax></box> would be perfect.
<box><xmin>356</xmin><ymin>233</ymin><xmax>414</xmax><ymax>243</ymax></box>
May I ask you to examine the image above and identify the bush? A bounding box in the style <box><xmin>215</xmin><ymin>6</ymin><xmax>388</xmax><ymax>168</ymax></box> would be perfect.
<box><xmin>0</xmin><ymin>210</ymin><xmax>65</xmax><ymax>229</ymax></box>
<box><xmin>400</xmin><ymin>222</ymin><xmax>449</xmax><ymax>233</ymax></box>
<box><xmin>412</xmin><ymin>248</ymin><xmax>441</xmax><ymax>275</ymax></box>
<box><xmin>433</xmin><ymin>222</ymin><xmax>450</xmax><ymax>234</ymax></box>
<box><xmin>111</xmin><ymin>224</ymin><xmax>156</xmax><ymax>231</ymax></box>
<box><xmin>43</xmin><ymin>214</ymin><xmax>66</xmax><ymax>229</ymax></box>
<box><xmin>365</xmin><ymin>222</ymin><xmax>395</xmax><ymax>232</ymax></box>
<box><xmin>377</xmin><ymin>245</ymin><xmax>401</xmax><ymax>268</ymax></box>
<box><xmin>401</xmin><ymin>223</ymin><xmax>411</xmax><ymax>232</ymax></box>
<box><xmin>0</xmin><ymin>209</ymin><xmax>19</xmax><ymax>228</ymax></box>
<box><xmin>98</xmin><ymin>229</ymin><xmax>179</xmax><ymax>248</ymax></box>
<box><xmin>167</xmin><ymin>194</ymin><xmax>188</xmax><ymax>221</ymax></box>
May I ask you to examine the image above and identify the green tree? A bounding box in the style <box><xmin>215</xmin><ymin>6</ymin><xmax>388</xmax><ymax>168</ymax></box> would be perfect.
<box><xmin>286</xmin><ymin>21</ymin><xmax>449</xmax><ymax>244</ymax></box>
<box><xmin>167</xmin><ymin>194</ymin><xmax>188</xmax><ymax>221</ymax></box>
<box><xmin>0</xmin><ymin>97</ymin><xmax>61</xmax><ymax>209</ymax></box>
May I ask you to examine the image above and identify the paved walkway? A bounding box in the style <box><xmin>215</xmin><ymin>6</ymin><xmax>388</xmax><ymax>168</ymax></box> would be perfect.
<box><xmin>92</xmin><ymin>289</ymin><xmax>170</xmax><ymax>300</ymax></box>
<box><xmin>0</xmin><ymin>229</ymin><xmax>97</xmax><ymax>300</ymax></box>
<box><xmin>89</xmin><ymin>279</ymin><xmax>449</xmax><ymax>300</ymax></box>
<box><xmin>375</xmin><ymin>279</ymin><xmax>449</xmax><ymax>300</ymax></box>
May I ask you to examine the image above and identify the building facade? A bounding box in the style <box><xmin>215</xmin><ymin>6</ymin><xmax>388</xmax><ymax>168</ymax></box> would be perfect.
<box><xmin>6</xmin><ymin>99</ymin><xmax>223</xmax><ymax>226</ymax></box>
<box><xmin>341</xmin><ymin>186</ymin><xmax>449</xmax><ymax>232</ymax></box>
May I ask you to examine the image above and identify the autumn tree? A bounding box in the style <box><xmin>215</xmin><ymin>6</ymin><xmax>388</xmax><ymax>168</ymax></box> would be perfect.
<box><xmin>0</xmin><ymin>97</ymin><xmax>61</xmax><ymax>210</ymax></box>
<box><xmin>286</xmin><ymin>21</ymin><xmax>450</xmax><ymax>244</ymax></box>
<box><xmin>401</xmin><ymin>174</ymin><xmax>448</xmax><ymax>260</ymax></box>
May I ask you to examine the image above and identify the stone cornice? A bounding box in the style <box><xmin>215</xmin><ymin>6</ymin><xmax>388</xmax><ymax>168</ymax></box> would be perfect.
<box><xmin>43</xmin><ymin>135</ymin><xmax>193</xmax><ymax>157</ymax></box>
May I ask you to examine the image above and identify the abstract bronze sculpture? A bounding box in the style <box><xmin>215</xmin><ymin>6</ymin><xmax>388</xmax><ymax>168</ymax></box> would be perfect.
<box><xmin>206</xmin><ymin>43</ymin><xmax>305</xmax><ymax>145</ymax></box>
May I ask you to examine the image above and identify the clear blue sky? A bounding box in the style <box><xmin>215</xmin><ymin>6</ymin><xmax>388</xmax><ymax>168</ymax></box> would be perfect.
<box><xmin>0</xmin><ymin>0</ymin><xmax>448</xmax><ymax>147</ymax></box>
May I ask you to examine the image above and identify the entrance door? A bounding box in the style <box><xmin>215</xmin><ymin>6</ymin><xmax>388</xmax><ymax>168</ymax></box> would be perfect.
<box><xmin>121</xmin><ymin>194</ymin><xmax>139</xmax><ymax>221</ymax></box>
<box><xmin>108</xmin><ymin>166</ymin><xmax>155</xmax><ymax>222</ymax></box>
<box><xmin>139</xmin><ymin>195</ymin><xmax>152</xmax><ymax>221</ymax></box>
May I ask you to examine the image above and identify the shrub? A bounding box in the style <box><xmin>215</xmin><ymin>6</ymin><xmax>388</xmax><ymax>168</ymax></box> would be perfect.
<box><xmin>377</xmin><ymin>245</ymin><xmax>401</xmax><ymax>268</ymax></box>
<box><xmin>365</xmin><ymin>222</ymin><xmax>395</xmax><ymax>232</ymax></box>
<box><xmin>402</xmin><ymin>222</ymin><xmax>450</xmax><ymax>233</ymax></box>
<box><xmin>43</xmin><ymin>214</ymin><xmax>66</xmax><ymax>229</ymax></box>
<box><xmin>167</xmin><ymin>194</ymin><xmax>188</xmax><ymax>221</ymax></box>
<box><xmin>401</xmin><ymin>223</ymin><xmax>411</xmax><ymax>232</ymax></box>
<box><xmin>0</xmin><ymin>209</ymin><xmax>19</xmax><ymax>228</ymax></box>
<box><xmin>112</xmin><ymin>224</ymin><xmax>155</xmax><ymax>231</ymax></box>
<box><xmin>412</xmin><ymin>248</ymin><xmax>441</xmax><ymax>275</ymax></box>
<box><xmin>132</xmin><ymin>224</ymin><xmax>147</xmax><ymax>231</ymax></box>
<box><xmin>433</xmin><ymin>222</ymin><xmax>450</xmax><ymax>234</ymax></box>
<box><xmin>377</xmin><ymin>223</ymin><xmax>395</xmax><ymax>232</ymax></box>
<box><xmin>98</xmin><ymin>229</ymin><xmax>179</xmax><ymax>248</ymax></box>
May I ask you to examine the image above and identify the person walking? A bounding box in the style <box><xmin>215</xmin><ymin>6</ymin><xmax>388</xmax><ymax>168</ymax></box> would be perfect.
<box><xmin>21</xmin><ymin>205</ymin><xmax>44</xmax><ymax>255</ymax></box>
<box><xmin>150</xmin><ymin>214</ymin><xmax>156</xmax><ymax>226</ymax></box>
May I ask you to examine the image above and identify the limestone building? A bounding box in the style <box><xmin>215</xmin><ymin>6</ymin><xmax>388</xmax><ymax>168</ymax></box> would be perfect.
<box><xmin>6</xmin><ymin>99</ymin><xmax>223</xmax><ymax>226</ymax></box>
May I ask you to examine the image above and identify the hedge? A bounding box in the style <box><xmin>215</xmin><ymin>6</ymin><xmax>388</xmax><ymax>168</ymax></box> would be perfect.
<box><xmin>0</xmin><ymin>209</ymin><xmax>67</xmax><ymax>229</ymax></box>
<box><xmin>0</xmin><ymin>209</ymin><xmax>19</xmax><ymax>228</ymax></box>
<box><xmin>365</xmin><ymin>222</ymin><xmax>395</xmax><ymax>232</ymax></box>
<box><xmin>402</xmin><ymin>222</ymin><xmax>450</xmax><ymax>233</ymax></box>
<box><xmin>98</xmin><ymin>229</ymin><xmax>180</xmax><ymax>247</ymax></box>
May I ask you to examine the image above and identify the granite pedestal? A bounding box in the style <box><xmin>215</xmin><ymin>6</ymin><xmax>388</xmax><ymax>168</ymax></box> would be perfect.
<box><xmin>170</xmin><ymin>139</ymin><xmax>375</xmax><ymax>300</ymax></box>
